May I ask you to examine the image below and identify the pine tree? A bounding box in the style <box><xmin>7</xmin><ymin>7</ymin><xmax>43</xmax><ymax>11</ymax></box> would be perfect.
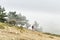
<box><xmin>0</xmin><ymin>6</ymin><xmax>7</xmax><ymax>22</ymax></box>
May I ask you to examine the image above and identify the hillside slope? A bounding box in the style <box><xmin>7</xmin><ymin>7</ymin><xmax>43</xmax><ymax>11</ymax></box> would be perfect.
<box><xmin>0</xmin><ymin>22</ymin><xmax>60</xmax><ymax>40</ymax></box>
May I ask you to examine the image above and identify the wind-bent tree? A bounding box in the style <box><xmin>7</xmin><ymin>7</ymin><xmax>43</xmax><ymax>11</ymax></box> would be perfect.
<box><xmin>16</xmin><ymin>13</ymin><xmax>28</xmax><ymax>26</ymax></box>
<box><xmin>7</xmin><ymin>12</ymin><xmax>28</xmax><ymax>26</ymax></box>
<box><xmin>0</xmin><ymin>6</ymin><xmax>7</xmax><ymax>22</ymax></box>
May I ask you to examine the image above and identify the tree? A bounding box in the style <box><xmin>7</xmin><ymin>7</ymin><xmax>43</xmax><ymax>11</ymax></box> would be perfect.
<box><xmin>7</xmin><ymin>12</ymin><xmax>28</xmax><ymax>26</ymax></box>
<box><xmin>35</xmin><ymin>26</ymin><xmax>43</xmax><ymax>32</ymax></box>
<box><xmin>7</xmin><ymin>11</ymin><xmax>17</xmax><ymax>20</ymax></box>
<box><xmin>0</xmin><ymin>6</ymin><xmax>7</xmax><ymax>22</ymax></box>
<box><xmin>16</xmin><ymin>13</ymin><xmax>28</xmax><ymax>26</ymax></box>
<box><xmin>33</xmin><ymin>21</ymin><xmax>43</xmax><ymax>32</ymax></box>
<box><xmin>33</xmin><ymin>21</ymin><xmax>39</xmax><ymax>28</ymax></box>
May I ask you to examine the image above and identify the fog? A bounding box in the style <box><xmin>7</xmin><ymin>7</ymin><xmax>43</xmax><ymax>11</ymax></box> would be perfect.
<box><xmin>0</xmin><ymin>0</ymin><xmax>60</xmax><ymax>34</ymax></box>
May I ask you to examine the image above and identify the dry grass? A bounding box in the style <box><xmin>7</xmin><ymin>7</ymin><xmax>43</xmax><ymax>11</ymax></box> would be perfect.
<box><xmin>0</xmin><ymin>22</ymin><xmax>60</xmax><ymax>40</ymax></box>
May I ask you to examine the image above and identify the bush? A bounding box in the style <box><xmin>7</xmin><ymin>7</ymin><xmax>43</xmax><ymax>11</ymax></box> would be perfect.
<box><xmin>8</xmin><ymin>20</ymin><xmax>16</xmax><ymax>25</ymax></box>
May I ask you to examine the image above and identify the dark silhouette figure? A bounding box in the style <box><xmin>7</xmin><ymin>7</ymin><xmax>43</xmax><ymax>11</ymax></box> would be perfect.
<box><xmin>32</xmin><ymin>25</ymin><xmax>34</xmax><ymax>30</ymax></box>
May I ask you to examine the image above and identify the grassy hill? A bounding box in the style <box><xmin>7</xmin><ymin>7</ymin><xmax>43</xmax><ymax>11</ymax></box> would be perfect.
<box><xmin>0</xmin><ymin>22</ymin><xmax>60</xmax><ymax>40</ymax></box>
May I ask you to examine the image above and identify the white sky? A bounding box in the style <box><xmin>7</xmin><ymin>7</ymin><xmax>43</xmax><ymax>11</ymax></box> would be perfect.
<box><xmin>0</xmin><ymin>0</ymin><xmax>60</xmax><ymax>34</ymax></box>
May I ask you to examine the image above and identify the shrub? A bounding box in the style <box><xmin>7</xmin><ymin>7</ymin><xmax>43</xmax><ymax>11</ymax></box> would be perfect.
<box><xmin>8</xmin><ymin>20</ymin><xmax>16</xmax><ymax>25</ymax></box>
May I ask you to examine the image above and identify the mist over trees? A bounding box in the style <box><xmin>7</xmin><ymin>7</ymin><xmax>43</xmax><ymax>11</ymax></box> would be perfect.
<box><xmin>7</xmin><ymin>11</ymin><xmax>28</xmax><ymax>26</ymax></box>
<box><xmin>33</xmin><ymin>21</ymin><xmax>39</xmax><ymax>28</ymax></box>
<box><xmin>25</xmin><ymin>22</ymin><xmax>31</xmax><ymax>28</ymax></box>
<box><xmin>16</xmin><ymin>13</ymin><xmax>28</xmax><ymax>26</ymax></box>
<box><xmin>33</xmin><ymin>21</ymin><xmax>43</xmax><ymax>32</ymax></box>
<box><xmin>0</xmin><ymin>5</ymin><xmax>43</xmax><ymax>32</ymax></box>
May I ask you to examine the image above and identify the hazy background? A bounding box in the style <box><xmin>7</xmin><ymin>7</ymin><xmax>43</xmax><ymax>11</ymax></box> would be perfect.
<box><xmin>0</xmin><ymin>0</ymin><xmax>60</xmax><ymax>34</ymax></box>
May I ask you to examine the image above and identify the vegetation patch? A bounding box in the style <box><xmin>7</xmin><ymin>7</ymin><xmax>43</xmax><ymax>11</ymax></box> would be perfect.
<box><xmin>0</xmin><ymin>25</ymin><xmax>5</xmax><ymax>29</ymax></box>
<box><xmin>49</xmin><ymin>36</ymin><xmax>54</xmax><ymax>39</ymax></box>
<box><xmin>16</xmin><ymin>26</ymin><xmax>23</xmax><ymax>30</ymax></box>
<box><xmin>44</xmin><ymin>32</ymin><xmax>60</xmax><ymax>37</ymax></box>
<box><xmin>7</xmin><ymin>24</ymin><xmax>13</xmax><ymax>27</ymax></box>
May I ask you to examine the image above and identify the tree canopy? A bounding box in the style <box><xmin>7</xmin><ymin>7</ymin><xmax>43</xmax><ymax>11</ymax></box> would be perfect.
<box><xmin>0</xmin><ymin>6</ymin><xmax>7</xmax><ymax>22</ymax></box>
<box><xmin>7</xmin><ymin>12</ymin><xmax>28</xmax><ymax>26</ymax></box>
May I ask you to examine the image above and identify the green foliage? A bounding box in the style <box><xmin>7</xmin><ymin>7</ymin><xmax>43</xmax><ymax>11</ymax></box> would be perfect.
<box><xmin>0</xmin><ymin>5</ymin><xmax>28</xmax><ymax>28</ymax></box>
<box><xmin>0</xmin><ymin>6</ymin><xmax>7</xmax><ymax>22</ymax></box>
<box><xmin>16</xmin><ymin>13</ymin><xmax>28</xmax><ymax>26</ymax></box>
<box><xmin>8</xmin><ymin>11</ymin><xmax>17</xmax><ymax>19</ymax></box>
<box><xmin>7</xmin><ymin>12</ymin><xmax>28</xmax><ymax>26</ymax></box>
<box><xmin>0</xmin><ymin>18</ymin><xmax>6</xmax><ymax>22</ymax></box>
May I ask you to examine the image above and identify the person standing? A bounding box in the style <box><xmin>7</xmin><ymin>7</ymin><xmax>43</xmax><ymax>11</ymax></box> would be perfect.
<box><xmin>32</xmin><ymin>25</ymin><xmax>34</xmax><ymax>30</ymax></box>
